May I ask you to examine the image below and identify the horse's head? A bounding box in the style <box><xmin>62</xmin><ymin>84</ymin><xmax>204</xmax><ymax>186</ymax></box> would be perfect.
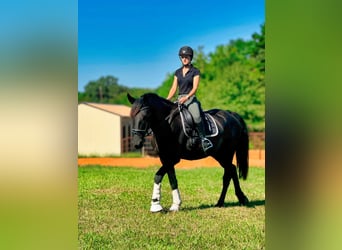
<box><xmin>127</xmin><ymin>93</ymin><xmax>152</xmax><ymax>149</ymax></box>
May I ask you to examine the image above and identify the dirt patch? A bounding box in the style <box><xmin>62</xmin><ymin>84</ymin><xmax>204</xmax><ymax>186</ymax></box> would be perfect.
<box><xmin>78</xmin><ymin>150</ymin><xmax>265</xmax><ymax>169</ymax></box>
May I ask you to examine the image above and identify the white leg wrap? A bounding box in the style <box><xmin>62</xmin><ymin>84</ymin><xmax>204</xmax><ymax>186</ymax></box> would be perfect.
<box><xmin>150</xmin><ymin>183</ymin><xmax>163</xmax><ymax>212</ymax></box>
<box><xmin>169</xmin><ymin>189</ymin><xmax>182</xmax><ymax>212</ymax></box>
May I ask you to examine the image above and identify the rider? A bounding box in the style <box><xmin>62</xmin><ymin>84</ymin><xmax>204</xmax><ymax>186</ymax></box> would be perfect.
<box><xmin>166</xmin><ymin>46</ymin><xmax>213</xmax><ymax>152</ymax></box>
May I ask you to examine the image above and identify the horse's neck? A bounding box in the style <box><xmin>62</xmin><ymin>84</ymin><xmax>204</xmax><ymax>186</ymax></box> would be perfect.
<box><xmin>150</xmin><ymin>104</ymin><xmax>177</xmax><ymax>134</ymax></box>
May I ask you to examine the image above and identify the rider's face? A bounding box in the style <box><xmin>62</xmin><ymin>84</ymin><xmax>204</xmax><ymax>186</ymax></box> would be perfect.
<box><xmin>180</xmin><ymin>56</ymin><xmax>191</xmax><ymax>65</ymax></box>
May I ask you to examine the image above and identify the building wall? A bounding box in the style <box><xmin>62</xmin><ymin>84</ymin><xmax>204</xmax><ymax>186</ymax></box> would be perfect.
<box><xmin>78</xmin><ymin>104</ymin><xmax>122</xmax><ymax>156</ymax></box>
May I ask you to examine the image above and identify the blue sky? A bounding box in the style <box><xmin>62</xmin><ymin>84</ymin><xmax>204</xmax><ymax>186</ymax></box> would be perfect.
<box><xmin>79</xmin><ymin>0</ymin><xmax>264</xmax><ymax>91</ymax></box>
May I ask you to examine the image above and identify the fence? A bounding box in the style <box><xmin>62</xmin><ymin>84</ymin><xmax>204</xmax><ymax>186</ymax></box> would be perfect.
<box><xmin>121</xmin><ymin>137</ymin><xmax>133</xmax><ymax>153</ymax></box>
<box><xmin>122</xmin><ymin>135</ymin><xmax>159</xmax><ymax>156</ymax></box>
<box><xmin>249</xmin><ymin>132</ymin><xmax>265</xmax><ymax>150</ymax></box>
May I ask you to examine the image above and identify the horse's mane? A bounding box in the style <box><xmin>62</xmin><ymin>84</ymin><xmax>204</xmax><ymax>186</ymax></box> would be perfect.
<box><xmin>142</xmin><ymin>93</ymin><xmax>175</xmax><ymax>108</ymax></box>
<box><xmin>130</xmin><ymin>93</ymin><xmax>175</xmax><ymax>117</ymax></box>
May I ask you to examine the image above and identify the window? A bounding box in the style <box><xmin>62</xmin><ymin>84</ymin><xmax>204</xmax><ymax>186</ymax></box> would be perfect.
<box><xmin>122</xmin><ymin>125</ymin><xmax>126</xmax><ymax>138</ymax></box>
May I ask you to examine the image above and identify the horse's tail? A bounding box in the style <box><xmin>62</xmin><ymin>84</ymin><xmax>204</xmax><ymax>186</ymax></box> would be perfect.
<box><xmin>235</xmin><ymin>114</ymin><xmax>249</xmax><ymax>180</ymax></box>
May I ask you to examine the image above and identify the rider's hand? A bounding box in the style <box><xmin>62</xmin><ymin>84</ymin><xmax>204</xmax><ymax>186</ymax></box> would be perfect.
<box><xmin>179</xmin><ymin>96</ymin><xmax>188</xmax><ymax>104</ymax></box>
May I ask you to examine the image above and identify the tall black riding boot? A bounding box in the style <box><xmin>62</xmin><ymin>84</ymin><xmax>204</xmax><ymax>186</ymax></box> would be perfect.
<box><xmin>195</xmin><ymin>122</ymin><xmax>213</xmax><ymax>152</ymax></box>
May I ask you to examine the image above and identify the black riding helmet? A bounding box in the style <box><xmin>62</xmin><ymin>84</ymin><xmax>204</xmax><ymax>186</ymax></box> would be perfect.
<box><xmin>178</xmin><ymin>46</ymin><xmax>193</xmax><ymax>60</ymax></box>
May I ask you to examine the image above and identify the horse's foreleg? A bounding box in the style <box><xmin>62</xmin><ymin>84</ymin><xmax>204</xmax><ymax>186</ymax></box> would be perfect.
<box><xmin>216</xmin><ymin>167</ymin><xmax>232</xmax><ymax>207</ymax></box>
<box><xmin>167</xmin><ymin>167</ymin><xmax>182</xmax><ymax>211</ymax></box>
<box><xmin>231</xmin><ymin>164</ymin><xmax>249</xmax><ymax>205</ymax></box>
<box><xmin>150</xmin><ymin>167</ymin><xmax>167</xmax><ymax>212</ymax></box>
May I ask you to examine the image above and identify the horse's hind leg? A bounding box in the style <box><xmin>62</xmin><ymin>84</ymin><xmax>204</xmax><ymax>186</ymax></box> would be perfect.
<box><xmin>215</xmin><ymin>166</ymin><xmax>232</xmax><ymax>207</ymax></box>
<box><xmin>231</xmin><ymin>164</ymin><xmax>249</xmax><ymax>205</ymax></box>
<box><xmin>215</xmin><ymin>162</ymin><xmax>249</xmax><ymax>207</ymax></box>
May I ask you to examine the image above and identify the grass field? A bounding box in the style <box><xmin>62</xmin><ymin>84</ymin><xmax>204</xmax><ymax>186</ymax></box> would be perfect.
<box><xmin>79</xmin><ymin>166</ymin><xmax>265</xmax><ymax>249</ymax></box>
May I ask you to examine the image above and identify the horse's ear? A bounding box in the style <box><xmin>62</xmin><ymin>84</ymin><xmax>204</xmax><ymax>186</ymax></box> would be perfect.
<box><xmin>127</xmin><ymin>93</ymin><xmax>136</xmax><ymax>104</ymax></box>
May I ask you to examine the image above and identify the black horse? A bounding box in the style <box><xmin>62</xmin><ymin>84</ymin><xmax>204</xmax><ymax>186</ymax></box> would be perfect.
<box><xmin>127</xmin><ymin>93</ymin><xmax>249</xmax><ymax>212</ymax></box>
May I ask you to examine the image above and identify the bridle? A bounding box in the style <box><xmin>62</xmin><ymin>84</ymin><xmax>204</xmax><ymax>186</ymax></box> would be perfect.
<box><xmin>132</xmin><ymin>128</ymin><xmax>152</xmax><ymax>137</ymax></box>
<box><xmin>131</xmin><ymin>106</ymin><xmax>152</xmax><ymax>138</ymax></box>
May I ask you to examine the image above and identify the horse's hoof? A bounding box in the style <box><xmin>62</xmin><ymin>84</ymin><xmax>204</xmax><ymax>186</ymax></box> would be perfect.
<box><xmin>169</xmin><ymin>204</ymin><xmax>180</xmax><ymax>212</ymax></box>
<box><xmin>215</xmin><ymin>203</ymin><xmax>224</xmax><ymax>208</ymax></box>
<box><xmin>239</xmin><ymin>196</ymin><xmax>249</xmax><ymax>206</ymax></box>
<box><xmin>150</xmin><ymin>204</ymin><xmax>163</xmax><ymax>213</ymax></box>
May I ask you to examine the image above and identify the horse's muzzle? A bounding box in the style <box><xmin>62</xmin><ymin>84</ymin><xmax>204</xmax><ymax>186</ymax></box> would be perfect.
<box><xmin>132</xmin><ymin>135</ymin><xmax>145</xmax><ymax>149</ymax></box>
<box><xmin>134</xmin><ymin>141</ymin><xmax>144</xmax><ymax>149</ymax></box>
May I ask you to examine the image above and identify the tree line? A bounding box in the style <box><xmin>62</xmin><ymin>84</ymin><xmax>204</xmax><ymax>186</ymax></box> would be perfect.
<box><xmin>78</xmin><ymin>24</ymin><xmax>265</xmax><ymax>131</ymax></box>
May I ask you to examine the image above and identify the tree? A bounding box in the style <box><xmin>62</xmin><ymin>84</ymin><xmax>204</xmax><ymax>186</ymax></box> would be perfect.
<box><xmin>81</xmin><ymin>76</ymin><xmax>121</xmax><ymax>103</ymax></box>
<box><xmin>79</xmin><ymin>75</ymin><xmax>153</xmax><ymax>105</ymax></box>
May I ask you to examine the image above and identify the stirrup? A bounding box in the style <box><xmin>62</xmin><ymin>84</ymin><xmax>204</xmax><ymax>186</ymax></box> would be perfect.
<box><xmin>201</xmin><ymin>138</ymin><xmax>213</xmax><ymax>152</ymax></box>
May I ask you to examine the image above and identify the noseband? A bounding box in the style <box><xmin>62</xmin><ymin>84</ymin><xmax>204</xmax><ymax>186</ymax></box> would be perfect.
<box><xmin>132</xmin><ymin>128</ymin><xmax>150</xmax><ymax>137</ymax></box>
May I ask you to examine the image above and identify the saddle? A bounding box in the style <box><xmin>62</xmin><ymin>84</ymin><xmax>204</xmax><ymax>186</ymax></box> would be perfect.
<box><xmin>178</xmin><ymin>104</ymin><xmax>218</xmax><ymax>138</ymax></box>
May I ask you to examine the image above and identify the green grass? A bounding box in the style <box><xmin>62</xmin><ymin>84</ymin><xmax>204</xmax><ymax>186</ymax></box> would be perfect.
<box><xmin>79</xmin><ymin>166</ymin><xmax>265</xmax><ymax>249</ymax></box>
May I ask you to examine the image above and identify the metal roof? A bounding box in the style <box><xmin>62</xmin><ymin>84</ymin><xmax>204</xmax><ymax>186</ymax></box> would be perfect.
<box><xmin>80</xmin><ymin>102</ymin><xmax>131</xmax><ymax>117</ymax></box>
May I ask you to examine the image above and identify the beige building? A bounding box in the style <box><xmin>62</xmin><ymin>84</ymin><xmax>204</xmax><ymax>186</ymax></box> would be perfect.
<box><xmin>78</xmin><ymin>102</ymin><xmax>132</xmax><ymax>156</ymax></box>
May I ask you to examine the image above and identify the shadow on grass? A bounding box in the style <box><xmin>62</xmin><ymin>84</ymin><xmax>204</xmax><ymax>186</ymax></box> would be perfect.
<box><xmin>181</xmin><ymin>199</ymin><xmax>265</xmax><ymax>211</ymax></box>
